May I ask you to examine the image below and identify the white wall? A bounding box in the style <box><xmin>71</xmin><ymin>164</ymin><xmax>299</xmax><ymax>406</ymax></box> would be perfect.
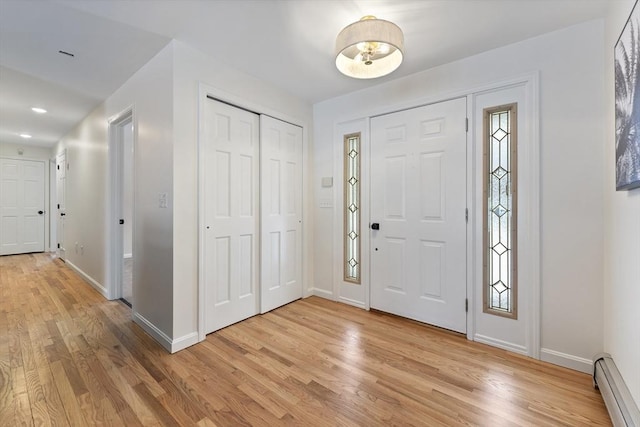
<box><xmin>604</xmin><ymin>0</ymin><xmax>640</xmax><ymax>407</ymax></box>
<box><xmin>0</xmin><ymin>141</ymin><xmax>52</xmax><ymax>251</ymax></box>
<box><xmin>54</xmin><ymin>105</ymin><xmax>109</xmax><ymax>295</ymax></box>
<box><xmin>105</xmin><ymin>44</ymin><xmax>175</xmax><ymax>342</ymax></box>
<box><xmin>313</xmin><ymin>20</ymin><xmax>605</xmax><ymax>371</ymax></box>
<box><xmin>171</xmin><ymin>41</ymin><xmax>314</xmax><ymax>344</ymax></box>
<box><xmin>0</xmin><ymin>142</ymin><xmax>51</xmax><ymax>160</ymax></box>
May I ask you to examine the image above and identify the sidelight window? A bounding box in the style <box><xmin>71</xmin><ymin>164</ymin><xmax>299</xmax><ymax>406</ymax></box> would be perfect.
<box><xmin>344</xmin><ymin>133</ymin><xmax>361</xmax><ymax>284</ymax></box>
<box><xmin>483</xmin><ymin>104</ymin><xmax>517</xmax><ymax>318</ymax></box>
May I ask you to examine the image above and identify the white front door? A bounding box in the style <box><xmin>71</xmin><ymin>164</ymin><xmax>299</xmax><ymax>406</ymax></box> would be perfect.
<box><xmin>203</xmin><ymin>99</ymin><xmax>260</xmax><ymax>334</ymax></box>
<box><xmin>56</xmin><ymin>152</ymin><xmax>66</xmax><ymax>260</ymax></box>
<box><xmin>0</xmin><ymin>158</ymin><xmax>46</xmax><ymax>255</ymax></box>
<box><xmin>370</xmin><ymin>97</ymin><xmax>468</xmax><ymax>333</ymax></box>
<box><xmin>260</xmin><ymin>116</ymin><xmax>303</xmax><ymax>313</ymax></box>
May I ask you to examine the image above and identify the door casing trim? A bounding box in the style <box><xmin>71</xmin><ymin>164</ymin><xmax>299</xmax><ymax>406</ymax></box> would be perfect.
<box><xmin>107</xmin><ymin>106</ymin><xmax>135</xmax><ymax>304</ymax></box>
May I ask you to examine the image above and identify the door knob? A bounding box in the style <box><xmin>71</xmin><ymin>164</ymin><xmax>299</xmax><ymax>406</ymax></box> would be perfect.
<box><xmin>38</xmin><ymin>210</ymin><xmax>44</xmax><ymax>215</ymax></box>
<box><xmin>371</xmin><ymin>223</ymin><xmax>380</xmax><ymax>230</ymax></box>
<box><xmin>60</xmin><ymin>213</ymin><xmax>66</xmax><ymax>216</ymax></box>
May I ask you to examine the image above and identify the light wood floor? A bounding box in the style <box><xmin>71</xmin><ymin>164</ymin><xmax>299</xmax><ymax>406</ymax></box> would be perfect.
<box><xmin>1</xmin><ymin>253</ymin><xmax>611</xmax><ymax>426</ymax></box>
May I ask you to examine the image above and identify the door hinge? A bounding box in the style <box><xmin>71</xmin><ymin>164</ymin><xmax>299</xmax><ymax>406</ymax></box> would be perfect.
<box><xmin>57</xmin><ymin>243</ymin><xmax>60</xmax><ymax>249</ymax></box>
<box><xmin>465</xmin><ymin>118</ymin><xmax>469</xmax><ymax>132</ymax></box>
<box><xmin>465</xmin><ymin>298</ymin><xmax>468</xmax><ymax>313</ymax></box>
<box><xmin>465</xmin><ymin>208</ymin><xmax>469</xmax><ymax>223</ymax></box>
<box><xmin>57</xmin><ymin>203</ymin><xmax>60</xmax><ymax>209</ymax></box>
<box><xmin>57</xmin><ymin>164</ymin><xmax>60</xmax><ymax>170</ymax></box>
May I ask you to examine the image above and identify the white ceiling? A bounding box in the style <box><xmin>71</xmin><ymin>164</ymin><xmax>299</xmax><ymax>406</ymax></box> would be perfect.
<box><xmin>0</xmin><ymin>0</ymin><xmax>610</xmax><ymax>148</ymax></box>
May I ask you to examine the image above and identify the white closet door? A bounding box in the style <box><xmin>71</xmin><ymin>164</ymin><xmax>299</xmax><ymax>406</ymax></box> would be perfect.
<box><xmin>203</xmin><ymin>99</ymin><xmax>260</xmax><ymax>333</ymax></box>
<box><xmin>0</xmin><ymin>158</ymin><xmax>45</xmax><ymax>255</ymax></box>
<box><xmin>370</xmin><ymin>97</ymin><xmax>468</xmax><ymax>333</ymax></box>
<box><xmin>260</xmin><ymin>115</ymin><xmax>303</xmax><ymax>313</ymax></box>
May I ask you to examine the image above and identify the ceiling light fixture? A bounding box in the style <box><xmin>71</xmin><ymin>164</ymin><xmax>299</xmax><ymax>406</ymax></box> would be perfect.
<box><xmin>31</xmin><ymin>107</ymin><xmax>47</xmax><ymax>114</ymax></box>
<box><xmin>335</xmin><ymin>15</ymin><xmax>404</xmax><ymax>79</ymax></box>
<box><xmin>19</xmin><ymin>133</ymin><xmax>32</xmax><ymax>139</ymax></box>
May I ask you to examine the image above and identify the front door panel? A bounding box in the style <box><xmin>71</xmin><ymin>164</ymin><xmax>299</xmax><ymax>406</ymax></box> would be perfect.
<box><xmin>370</xmin><ymin>97</ymin><xmax>467</xmax><ymax>333</ymax></box>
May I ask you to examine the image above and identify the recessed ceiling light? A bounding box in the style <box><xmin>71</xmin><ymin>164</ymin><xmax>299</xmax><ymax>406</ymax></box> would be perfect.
<box><xmin>19</xmin><ymin>133</ymin><xmax>32</xmax><ymax>139</ymax></box>
<box><xmin>31</xmin><ymin>107</ymin><xmax>47</xmax><ymax>114</ymax></box>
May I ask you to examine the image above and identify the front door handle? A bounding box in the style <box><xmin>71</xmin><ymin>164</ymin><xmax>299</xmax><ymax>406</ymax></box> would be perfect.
<box><xmin>38</xmin><ymin>210</ymin><xmax>44</xmax><ymax>215</ymax></box>
<box><xmin>371</xmin><ymin>223</ymin><xmax>380</xmax><ymax>230</ymax></box>
<box><xmin>60</xmin><ymin>212</ymin><xmax>66</xmax><ymax>216</ymax></box>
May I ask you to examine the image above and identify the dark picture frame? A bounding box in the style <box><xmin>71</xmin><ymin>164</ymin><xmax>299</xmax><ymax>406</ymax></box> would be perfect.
<box><xmin>615</xmin><ymin>0</ymin><xmax>640</xmax><ymax>190</ymax></box>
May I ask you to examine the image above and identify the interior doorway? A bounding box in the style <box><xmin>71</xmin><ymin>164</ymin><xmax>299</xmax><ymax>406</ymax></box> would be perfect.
<box><xmin>109</xmin><ymin>108</ymin><xmax>134</xmax><ymax>306</ymax></box>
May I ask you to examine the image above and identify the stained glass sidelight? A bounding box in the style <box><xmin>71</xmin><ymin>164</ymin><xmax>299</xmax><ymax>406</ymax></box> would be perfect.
<box><xmin>484</xmin><ymin>105</ymin><xmax>518</xmax><ymax>318</ymax></box>
<box><xmin>344</xmin><ymin>133</ymin><xmax>361</xmax><ymax>284</ymax></box>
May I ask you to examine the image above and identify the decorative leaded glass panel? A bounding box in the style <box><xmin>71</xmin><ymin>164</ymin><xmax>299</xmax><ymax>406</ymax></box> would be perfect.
<box><xmin>484</xmin><ymin>105</ymin><xmax>517</xmax><ymax>318</ymax></box>
<box><xmin>344</xmin><ymin>133</ymin><xmax>361</xmax><ymax>284</ymax></box>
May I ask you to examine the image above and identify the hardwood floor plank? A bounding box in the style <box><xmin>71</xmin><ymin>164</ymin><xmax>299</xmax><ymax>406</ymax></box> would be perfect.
<box><xmin>133</xmin><ymin>382</ymin><xmax>181</xmax><ymax>427</ymax></box>
<box><xmin>0</xmin><ymin>253</ymin><xmax>611</xmax><ymax>426</ymax></box>
<box><xmin>158</xmin><ymin>378</ymin><xmax>210</xmax><ymax>424</ymax></box>
<box><xmin>49</xmin><ymin>360</ymin><xmax>87</xmax><ymax>426</ymax></box>
<box><xmin>19</xmin><ymin>328</ymin><xmax>50</xmax><ymax>427</ymax></box>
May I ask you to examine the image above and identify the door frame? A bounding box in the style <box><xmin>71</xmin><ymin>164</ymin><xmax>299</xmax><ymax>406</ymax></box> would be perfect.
<box><xmin>107</xmin><ymin>106</ymin><xmax>136</xmax><ymax>303</ymax></box>
<box><xmin>331</xmin><ymin>72</ymin><xmax>539</xmax><ymax>357</ymax></box>
<box><xmin>197</xmin><ymin>83</ymin><xmax>310</xmax><ymax>342</ymax></box>
<box><xmin>49</xmin><ymin>157</ymin><xmax>56</xmax><ymax>252</ymax></box>
<box><xmin>55</xmin><ymin>151</ymin><xmax>66</xmax><ymax>260</ymax></box>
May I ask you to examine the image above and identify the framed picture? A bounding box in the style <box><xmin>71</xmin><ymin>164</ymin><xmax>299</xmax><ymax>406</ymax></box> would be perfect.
<box><xmin>615</xmin><ymin>0</ymin><xmax>640</xmax><ymax>190</ymax></box>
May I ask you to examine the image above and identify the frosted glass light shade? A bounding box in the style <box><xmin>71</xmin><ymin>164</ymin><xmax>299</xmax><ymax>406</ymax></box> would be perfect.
<box><xmin>335</xmin><ymin>16</ymin><xmax>404</xmax><ymax>79</ymax></box>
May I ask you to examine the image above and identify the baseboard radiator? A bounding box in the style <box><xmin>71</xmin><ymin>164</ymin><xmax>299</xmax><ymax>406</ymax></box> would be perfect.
<box><xmin>593</xmin><ymin>353</ymin><xmax>640</xmax><ymax>427</ymax></box>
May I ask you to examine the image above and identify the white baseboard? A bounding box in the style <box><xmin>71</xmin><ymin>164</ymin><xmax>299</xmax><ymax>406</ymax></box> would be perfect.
<box><xmin>133</xmin><ymin>312</ymin><xmax>199</xmax><ymax>354</ymax></box>
<box><xmin>65</xmin><ymin>260</ymin><xmax>109</xmax><ymax>299</ymax></box>
<box><xmin>303</xmin><ymin>286</ymin><xmax>314</xmax><ymax>298</ymax></box>
<box><xmin>474</xmin><ymin>334</ymin><xmax>528</xmax><ymax>355</ymax></box>
<box><xmin>338</xmin><ymin>296</ymin><xmax>366</xmax><ymax>310</ymax></box>
<box><xmin>540</xmin><ymin>348</ymin><xmax>592</xmax><ymax>374</ymax></box>
<box><xmin>171</xmin><ymin>332</ymin><xmax>199</xmax><ymax>353</ymax></box>
<box><xmin>310</xmin><ymin>288</ymin><xmax>334</xmax><ymax>299</ymax></box>
<box><xmin>123</xmin><ymin>253</ymin><xmax>133</xmax><ymax>259</ymax></box>
<box><xmin>133</xmin><ymin>311</ymin><xmax>172</xmax><ymax>352</ymax></box>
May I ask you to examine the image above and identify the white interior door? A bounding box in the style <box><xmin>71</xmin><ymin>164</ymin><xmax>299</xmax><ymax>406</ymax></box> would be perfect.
<box><xmin>0</xmin><ymin>158</ymin><xmax>45</xmax><ymax>255</ymax></box>
<box><xmin>260</xmin><ymin>116</ymin><xmax>303</xmax><ymax>313</ymax></box>
<box><xmin>370</xmin><ymin>97</ymin><xmax>468</xmax><ymax>333</ymax></box>
<box><xmin>204</xmin><ymin>99</ymin><xmax>260</xmax><ymax>334</ymax></box>
<box><xmin>56</xmin><ymin>152</ymin><xmax>66</xmax><ymax>260</ymax></box>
